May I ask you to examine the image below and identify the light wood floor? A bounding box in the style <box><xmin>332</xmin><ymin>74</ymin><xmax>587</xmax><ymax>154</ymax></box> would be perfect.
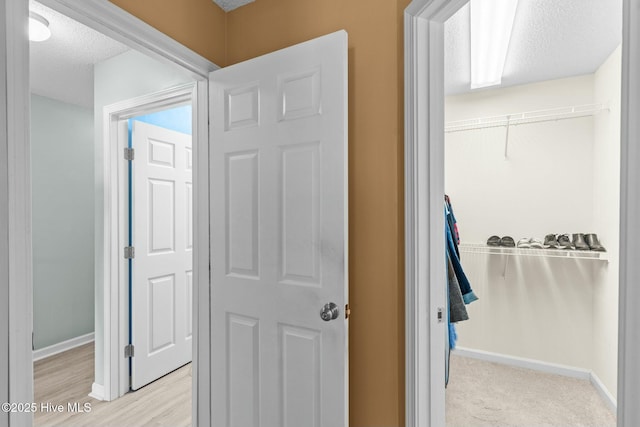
<box><xmin>34</xmin><ymin>343</ymin><xmax>191</xmax><ymax>427</ymax></box>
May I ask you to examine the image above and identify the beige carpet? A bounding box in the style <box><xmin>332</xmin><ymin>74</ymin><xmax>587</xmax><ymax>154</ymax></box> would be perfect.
<box><xmin>446</xmin><ymin>354</ymin><xmax>617</xmax><ymax>427</ymax></box>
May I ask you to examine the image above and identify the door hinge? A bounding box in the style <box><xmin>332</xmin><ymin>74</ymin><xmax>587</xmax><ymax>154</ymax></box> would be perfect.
<box><xmin>124</xmin><ymin>344</ymin><xmax>135</xmax><ymax>358</ymax></box>
<box><xmin>437</xmin><ymin>307</ymin><xmax>444</xmax><ymax>323</ymax></box>
<box><xmin>124</xmin><ymin>246</ymin><xmax>135</xmax><ymax>259</ymax></box>
<box><xmin>124</xmin><ymin>147</ymin><xmax>135</xmax><ymax>161</ymax></box>
<box><xmin>345</xmin><ymin>304</ymin><xmax>351</xmax><ymax>319</ymax></box>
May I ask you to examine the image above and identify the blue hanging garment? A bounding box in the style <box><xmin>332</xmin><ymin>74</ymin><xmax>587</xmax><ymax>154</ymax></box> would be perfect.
<box><xmin>444</xmin><ymin>195</ymin><xmax>477</xmax><ymax>387</ymax></box>
<box><xmin>445</xmin><ymin>202</ymin><xmax>478</xmax><ymax>304</ymax></box>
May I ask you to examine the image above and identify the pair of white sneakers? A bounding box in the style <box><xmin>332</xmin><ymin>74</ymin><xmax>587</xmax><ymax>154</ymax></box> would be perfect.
<box><xmin>516</xmin><ymin>237</ymin><xmax>546</xmax><ymax>249</ymax></box>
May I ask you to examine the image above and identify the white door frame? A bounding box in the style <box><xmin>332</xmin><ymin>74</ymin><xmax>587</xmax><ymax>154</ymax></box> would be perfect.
<box><xmin>1</xmin><ymin>0</ymin><xmax>217</xmax><ymax>426</ymax></box>
<box><xmin>102</xmin><ymin>83</ymin><xmax>196</xmax><ymax>400</ymax></box>
<box><xmin>2</xmin><ymin>1</ymin><xmax>31</xmax><ymax>426</ymax></box>
<box><xmin>404</xmin><ymin>1</ymin><xmax>640</xmax><ymax>426</ymax></box>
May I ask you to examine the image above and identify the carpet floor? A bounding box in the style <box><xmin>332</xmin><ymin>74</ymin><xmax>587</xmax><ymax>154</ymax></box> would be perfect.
<box><xmin>446</xmin><ymin>354</ymin><xmax>617</xmax><ymax>427</ymax></box>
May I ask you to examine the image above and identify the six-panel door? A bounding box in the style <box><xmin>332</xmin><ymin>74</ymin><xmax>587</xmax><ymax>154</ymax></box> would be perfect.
<box><xmin>131</xmin><ymin>120</ymin><xmax>193</xmax><ymax>390</ymax></box>
<box><xmin>210</xmin><ymin>31</ymin><xmax>349</xmax><ymax>427</ymax></box>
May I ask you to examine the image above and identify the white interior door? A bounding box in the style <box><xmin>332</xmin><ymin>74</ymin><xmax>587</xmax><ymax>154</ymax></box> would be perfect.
<box><xmin>131</xmin><ymin>120</ymin><xmax>193</xmax><ymax>390</ymax></box>
<box><xmin>210</xmin><ymin>30</ymin><xmax>349</xmax><ymax>427</ymax></box>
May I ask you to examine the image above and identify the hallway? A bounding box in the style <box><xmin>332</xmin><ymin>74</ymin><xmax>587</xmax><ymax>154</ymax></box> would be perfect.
<box><xmin>34</xmin><ymin>343</ymin><xmax>191</xmax><ymax>427</ymax></box>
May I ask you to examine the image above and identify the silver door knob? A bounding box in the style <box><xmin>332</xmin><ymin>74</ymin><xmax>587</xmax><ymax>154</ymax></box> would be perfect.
<box><xmin>320</xmin><ymin>302</ymin><xmax>340</xmax><ymax>321</ymax></box>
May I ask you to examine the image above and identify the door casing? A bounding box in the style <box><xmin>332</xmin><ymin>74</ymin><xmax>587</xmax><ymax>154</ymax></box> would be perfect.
<box><xmin>1</xmin><ymin>0</ymin><xmax>216</xmax><ymax>426</ymax></box>
<box><xmin>404</xmin><ymin>1</ymin><xmax>640</xmax><ymax>426</ymax></box>
<box><xmin>2</xmin><ymin>1</ymin><xmax>31</xmax><ymax>426</ymax></box>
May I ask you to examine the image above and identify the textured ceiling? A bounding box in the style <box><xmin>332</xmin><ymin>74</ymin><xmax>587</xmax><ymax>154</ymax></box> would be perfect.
<box><xmin>212</xmin><ymin>0</ymin><xmax>254</xmax><ymax>12</ymax></box>
<box><xmin>29</xmin><ymin>1</ymin><xmax>129</xmax><ymax>108</ymax></box>
<box><xmin>30</xmin><ymin>0</ymin><xmax>622</xmax><ymax>105</ymax></box>
<box><xmin>444</xmin><ymin>0</ymin><xmax>623</xmax><ymax>95</ymax></box>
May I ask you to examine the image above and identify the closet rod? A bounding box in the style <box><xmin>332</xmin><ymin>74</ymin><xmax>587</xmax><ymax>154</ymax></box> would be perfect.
<box><xmin>445</xmin><ymin>103</ymin><xmax>608</xmax><ymax>133</ymax></box>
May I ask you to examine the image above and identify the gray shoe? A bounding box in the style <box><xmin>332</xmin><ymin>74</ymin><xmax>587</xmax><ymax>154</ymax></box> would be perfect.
<box><xmin>487</xmin><ymin>235</ymin><xmax>501</xmax><ymax>247</ymax></box>
<box><xmin>572</xmin><ymin>233</ymin><xmax>590</xmax><ymax>251</ymax></box>
<box><xmin>584</xmin><ymin>233</ymin><xmax>606</xmax><ymax>252</ymax></box>
<box><xmin>544</xmin><ymin>234</ymin><xmax>559</xmax><ymax>249</ymax></box>
<box><xmin>500</xmin><ymin>236</ymin><xmax>515</xmax><ymax>247</ymax></box>
<box><xmin>557</xmin><ymin>234</ymin><xmax>574</xmax><ymax>249</ymax></box>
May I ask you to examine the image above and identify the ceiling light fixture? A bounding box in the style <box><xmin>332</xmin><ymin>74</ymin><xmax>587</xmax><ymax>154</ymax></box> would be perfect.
<box><xmin>29</xmin><ymin>12</ymin><xmax>51</xmax><ymax>42</ymax></box>
<box><xmin>470</xmin><ymin>0</ymin><xmax>518</xmax><ymax>89</ymax></box>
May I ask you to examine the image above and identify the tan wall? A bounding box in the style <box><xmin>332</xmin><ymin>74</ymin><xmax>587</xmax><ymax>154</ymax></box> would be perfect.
<box><xmin>109</xmin><ymin>0</ymin><xmax>227</xmax><ymax>66</ymax></box>
<box><xmin>227</xmin><ymin>1</ymin><xmax>408</xmax><ymax>425</ymax></box>
<box><xmin>108</xmin><ymin>1</ymin><xmax>408</xmax><ymax>425</ymax></box>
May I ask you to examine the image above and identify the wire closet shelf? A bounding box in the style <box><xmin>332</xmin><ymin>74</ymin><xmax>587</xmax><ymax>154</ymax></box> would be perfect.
<box><xmin>445</xmin><ymin>103</ymin><xmax>608</xmax><ymax>133</ymax></box>
<box><xmin>458</xmin><ymin>243</ymin><xmax>609</xmax><ymax>262</ymax></box>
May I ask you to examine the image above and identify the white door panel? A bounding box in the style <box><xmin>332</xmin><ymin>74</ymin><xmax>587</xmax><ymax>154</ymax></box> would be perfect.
<box><xmin>210</xmin><ymin>31</ymin><xmax>348</xmax><ymax>427</ymax></box>
<box><xmin>132</xmin><ymin>120</ymin><xmax>193</xmax><ymax>390</ymax></box>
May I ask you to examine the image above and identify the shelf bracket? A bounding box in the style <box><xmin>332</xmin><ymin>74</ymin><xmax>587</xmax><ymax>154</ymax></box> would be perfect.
<box><xmin>502</xmin><ymin>253</ymin><xmax>510</xmax><ymax>278</ymax></box>
<box><xmin>504</xmin><ymin>115</ymin><xmax>512</xmax><ymax>159</ymax></box>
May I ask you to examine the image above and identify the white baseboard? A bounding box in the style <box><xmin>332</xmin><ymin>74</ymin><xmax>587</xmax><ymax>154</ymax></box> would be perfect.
<box><xmin>89</xmin><ymin>382</ymin><xmax>105</xmax><ymax>401</ymax></box>
<box><xmin>590</xmin><ymin>371</ymin><xmax>617</xmax><ymax>413</ymax></box>
<box><xmin>33</xmin><ymin>332</ymin><xmax>94</xmax><ymax>361</ymax></box>
<box><xmin>454</xmin><ymin>347</ymin><xmax>617</xmax><ymax>411</ymax></box>
<box><xmin>454</xmin><ymin>347</ymin><xmax>591</xmax><ymax>379</ymax></box>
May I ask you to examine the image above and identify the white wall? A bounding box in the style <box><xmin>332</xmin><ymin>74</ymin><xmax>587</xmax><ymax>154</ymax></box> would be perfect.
<box><xmin>592</xmin><ymin>45</ymin><xmax>622</xmax><ymax>400</ymax></box>
<box><xmin>93</xmin><ymin>50</ymin><xmax>193</xmax><ymax>386</ymax></box>
<box><xmin>446</xmin><ymin>70</ymin><xmax>620</xmax><ymax>388</ymax></box>
<box><xmin>445</xmin><ymin>75</ymin><xmax>596</xmax><ymax>243</ymax></box>
<box><xmin>31</xmin><ymin>94</ymin><xmax>94</xmax><ymax>350</ymax></box>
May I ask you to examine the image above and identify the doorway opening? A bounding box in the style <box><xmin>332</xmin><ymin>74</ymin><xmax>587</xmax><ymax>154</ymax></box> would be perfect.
<box><xmin>442</xmin><ymin>2</ymin><xmax>621</xmax><ymax>424</ymax></box>
<box><xmin>28</xmin><ymin>1</ymin><xmax>210</xmax><ymax>425</ymax></box>
<box><xmin>404</xmin><ymin>0</ymin><xmax>640</xmax><ymax>426</ymax></box>
<box><xmin>103</xmin><ymin>88</ymin><xmax>195</xmax><ymax>398</ymax></box>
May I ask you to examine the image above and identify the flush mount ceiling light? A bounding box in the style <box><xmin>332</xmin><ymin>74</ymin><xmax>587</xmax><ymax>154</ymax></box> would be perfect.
<box><xmin>29</xmin><ymin>12</ymin><xmax>51</xmax><ymax>42</ymax></box>
<box><xmin>470</xmin><ymin>0</ymin><xmax>518</xmax><ymax>89</ymax></box>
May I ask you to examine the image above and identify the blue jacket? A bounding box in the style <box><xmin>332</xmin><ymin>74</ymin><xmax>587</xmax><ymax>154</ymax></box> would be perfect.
<box><xmin>445</xmin><ymin>204</ymin><xmax>478</xmax><ymax>304</ymax></box>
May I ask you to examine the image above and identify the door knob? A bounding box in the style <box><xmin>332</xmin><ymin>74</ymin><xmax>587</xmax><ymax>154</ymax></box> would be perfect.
<box><xmin>320</xmin><ymin>302</ymin><xmax>340</xmax><ymax>321</ymax></box>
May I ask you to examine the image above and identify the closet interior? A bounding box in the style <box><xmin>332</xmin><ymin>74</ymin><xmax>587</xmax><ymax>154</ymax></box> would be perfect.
<box><xmin>442</xmin><ymin>2</ymin><xmax>621</xmax><ymax>425</ymax></box>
